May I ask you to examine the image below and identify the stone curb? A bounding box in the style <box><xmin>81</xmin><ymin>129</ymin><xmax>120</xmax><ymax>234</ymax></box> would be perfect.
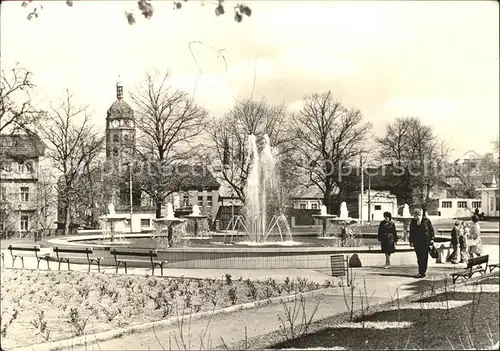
<box><xmin>10</xmin><ymin>287</ymin><xmax>329</xmax><ymax>351</ymax></box>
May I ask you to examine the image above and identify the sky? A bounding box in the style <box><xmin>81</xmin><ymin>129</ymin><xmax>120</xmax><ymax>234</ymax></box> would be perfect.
<box><xmin>1</xmin><ymin>0</ymin><xmax>499</xmax><ymax>161</ymax></box>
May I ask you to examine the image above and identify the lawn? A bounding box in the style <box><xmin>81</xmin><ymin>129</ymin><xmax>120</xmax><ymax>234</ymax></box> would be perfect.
<box><xmin>239</xmin><ymin>272</ymin><xmax>499</xmax><ymax>350</ymax></box>
<box><xmin>0</xmin><ymin>268</ymin><xmax>326</xmax><ymax>349</ymax></box>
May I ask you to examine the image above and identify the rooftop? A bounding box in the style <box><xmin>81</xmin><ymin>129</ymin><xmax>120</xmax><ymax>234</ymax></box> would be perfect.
<box><xmin>0</xmin><ymin>133</ymin><xmax>46</xmax><ymax>160</ymax></box>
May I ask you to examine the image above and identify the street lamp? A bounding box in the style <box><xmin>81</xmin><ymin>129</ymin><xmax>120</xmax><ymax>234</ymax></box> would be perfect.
<box><xmin>123</xmin><ymin>162</ymin><xmax>133</xmax><ymax>233</ymax></box>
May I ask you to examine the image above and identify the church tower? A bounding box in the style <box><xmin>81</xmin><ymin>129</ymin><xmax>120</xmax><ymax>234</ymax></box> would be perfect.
<box><xmin>105</xmin><ymin>78</ymin><xmax>139</xmax><ymax>209</ymax></box>
<box><xmin>106</xmin><ymin>78</ymin><xmax>136</xmax><ymax>163</ymax></box>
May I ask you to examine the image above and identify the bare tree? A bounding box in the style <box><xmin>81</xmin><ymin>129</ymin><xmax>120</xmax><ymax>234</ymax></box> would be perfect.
<box><xmin>207</xmin><ymin>98</ymin><xmax>292</xmax><ymax>205</ymax></box>
<box><xmin>0</xmin><ymin>66</ymin><xmax>43</xmax><ymax>134</ymax></box>
<box><xmin>38</xmin><ymin>91</ymin><xmax>104</xmax><ymax>235</ymax></box>
<box><xmin>378</xmin><ymin>117</ymin><xmax>451</xmax><ymax>212</ymax></box>
<box><xmin>130</xmin><ymin>71</ymin><xmax>208</xmax><ymax>218</ymax></box>
<box><xmin>289</xmin><ymin>91</ymin><xmax>372</xmax><ymax>214</ymax></box>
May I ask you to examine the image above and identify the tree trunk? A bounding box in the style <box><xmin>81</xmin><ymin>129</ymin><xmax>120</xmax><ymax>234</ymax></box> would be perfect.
<box><xmin>155</xmin><ymin>199</ymin><xmax>162</xmax><ymax>218</ymax></box>
<box><xmin>64</xmin><ymin>204</ymin><xmax>70</xmax><ymax>236</ymax></box>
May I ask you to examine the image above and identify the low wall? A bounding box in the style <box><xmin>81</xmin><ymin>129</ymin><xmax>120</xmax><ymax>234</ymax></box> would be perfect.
<box><xmin>49</xmin><ymin>235</ymin><xmax>418</xmax><ymax>269</ymax></box>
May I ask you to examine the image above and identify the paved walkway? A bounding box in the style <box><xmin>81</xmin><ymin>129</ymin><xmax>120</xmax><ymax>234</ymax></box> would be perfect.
<box><xmin>3</xmin><ymin>245</ymin><xmax>499</xmax><ymax>351</ymax></box>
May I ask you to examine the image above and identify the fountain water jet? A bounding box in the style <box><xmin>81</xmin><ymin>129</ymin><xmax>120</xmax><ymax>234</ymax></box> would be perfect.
<box><xmin>228</xmin><ymin>134</ymin><xmax>292</xmax><ymax>244</ymax></box>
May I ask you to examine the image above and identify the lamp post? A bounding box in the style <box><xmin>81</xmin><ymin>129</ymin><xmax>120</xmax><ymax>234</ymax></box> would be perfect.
<box><xmin>123</xmin><ymin>162</ymin><xmax>133</xmax><ymax>233</ymax></box>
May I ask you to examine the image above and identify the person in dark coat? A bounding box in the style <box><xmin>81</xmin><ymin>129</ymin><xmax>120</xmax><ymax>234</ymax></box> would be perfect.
<box><xmin>378</xmin><ymin>211</ymin><xmax>398</xmax><ymax>268</ymax></box>
<box><xmin>409</xmin><ymin>208</ymin><xmax>435</xmax><ymax>278</ymax></box>
<box><xmin>448</xmin><ymin>221</ymin><xmax>460</xmax><ymax>264</ymax></box>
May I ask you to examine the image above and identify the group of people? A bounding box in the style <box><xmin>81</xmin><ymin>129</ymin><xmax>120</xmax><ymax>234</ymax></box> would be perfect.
<box><xmin>377</xmin><ymin>209</ymin><xmax>483</xmax><ymax>279</ymax></box>
<box><xmin>448</xmin><ymin>215</ymin><xmax>483</xmax><ymax>264</ymax></box>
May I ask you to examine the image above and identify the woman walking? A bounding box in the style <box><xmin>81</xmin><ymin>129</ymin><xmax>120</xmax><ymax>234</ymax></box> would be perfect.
<box><xmin>468</xmin><ymin>215</ymin><xmax>483</xmax><ymax>258</ymax></box>
<box><xmin>378</xmin><ymin>211</ymin><xmax>398</xmax><ymax>268</ymax></box>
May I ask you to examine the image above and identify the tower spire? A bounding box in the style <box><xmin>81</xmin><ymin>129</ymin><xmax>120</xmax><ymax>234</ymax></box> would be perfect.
<box><xmin>116</xmin><ymin>75</ymin><xmax>123</xmax><ymax>100</ymax></box>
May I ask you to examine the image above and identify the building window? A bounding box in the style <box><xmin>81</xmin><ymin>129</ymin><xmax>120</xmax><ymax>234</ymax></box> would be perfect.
<box><xmin>495</xmin><ymin>197</ymin><xmax>499</xmax><ymax>211</ymax></box>
<box><xmin>207</xmin><ymin>196</ymin><xmax>212</xmax><ymax>208</ymax></box>
<box><xmin>0</xmin><ymin>161</ymin><xmax>12</xmax><ymax>172</ymax></box>
<box><xmin>197</xmin><ymin>196</ymin><xmax>204</xmax><ymax>207</ymax></box>
<box><xmin>18</xmin><ymin>162</ymin><xmax>25</xmax><ymax>173</ymax></box>
<box><xmin>140</xmin><ymin>218</ymin><xmax>151</xmax><ymax>227</ymax></box>
<box><xmin>0</xmin><ymin>187</ymin><xmax>6</xmax><ymax>202</ymax></box>
<box><xmin>374</xmin><ymin>205</ymin><xmax>382</xmax><ymax>210</ymax></box>
<box><xmin>20</xmin><ymin>187</ymin><xmax>29</xmax><ymax>202</ymax></box>
<box><xmin>20</xmin><ymin>214</ymin><xmax>29</xmax><ymax>231</ymax></box>
<box><xmin>25</xmin><ymin>161</ymin><xmax>35</xmax><ymax>173</ymax></box>
<box><xmin>472</xmin><ymin>201</ymin><xmax>481</xmax><ymax>209</ymax></box>
<box><xmin>441</xmin><ymin>201</ymin><xmax>452</xmax><ymax>208</ymax></box>
<box><xmin>299</xmin><ymin>203</ymin><xmax>306</xmax><ymax>210</ymax></box>
<box><xmin>182</xmin><ymin>193</ymin><xmax>189</xmax><ymax>207</ymax></box>
<box><xmin>113</xmin><ymin>135</ymin><xmax>119</xmax><ymax>143</ymax></box>
<box><xmin>311</xmin><ymin>203</ymin><xmax>318</xmax><ymax>210</ymax></box>
<box><xmin>457</xmin><ymin>201</ymin><xmax>467</xmax><ymax>208</ymax></box>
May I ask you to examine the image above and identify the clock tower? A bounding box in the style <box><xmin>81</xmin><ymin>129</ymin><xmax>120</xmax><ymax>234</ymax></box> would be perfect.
<box><xmin>106</xmin><ymin>78</ymin><xmax>136</xmax><ymax>163</ymax></box>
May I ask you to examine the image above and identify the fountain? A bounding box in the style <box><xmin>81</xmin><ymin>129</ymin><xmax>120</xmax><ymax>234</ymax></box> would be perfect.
<box><xmin>312</xmin><ymin>205</ymin><xmax>337</xmax><ymax>237</ymax></box>
<box><xmin>329</xmin><ymin>202</ymin><xmax>358</xmax><ymax>247</ymax></box>
<box><xmin>225</xmin><ymin>134</ymin><xmax>293</xmax><ymax>245</ymax></box>
<box><xmin>393</xmin><ymin>203</ymin><xmax>413</xmax><ymax>242</ymax></box>
<box><xmin>185</xmin><ymin>204</ymin><xmax>208</xmax><ymax>237</ymax></box>
<box><xmin>152</xmin><ymin>202</ymin><xmax>186</xmax><ymax>248</ymax></box>
<box><xmin>98</xmin><ymin>203</ymin><xmax>130</xmax><ymax>245</ymax></box>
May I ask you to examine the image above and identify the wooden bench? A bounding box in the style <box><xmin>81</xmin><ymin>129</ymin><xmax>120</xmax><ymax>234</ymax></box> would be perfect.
<box><xmin>488</xmin><ymin>262</ymin><xmax>499</xmax><ymax>273</ymax></box>
<box><xmin>330</xmin><ymin>254</ymin><xmax>351</xmax><ymax>287</ymax></box>
<box><xmin>451</xmin><ymin>255</ymin><xmax>489</xmax><ymax>284</ymax></box>
<box><xmin>53</xmin><ymin>247</ymin><xmax>102</xmax><ymax>273</ymax></box>
<box><xmin>8</xmin><ymin>245</ymin><xmax>51</xmax><ymax>269</ymax></box>
<box><xmin>110</xmin><ymin>249</ymin><xmax>167</xmax><ymax>276</ymax></box>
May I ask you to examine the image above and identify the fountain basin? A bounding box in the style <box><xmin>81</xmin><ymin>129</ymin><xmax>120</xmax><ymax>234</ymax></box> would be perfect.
<box><xmin>48</xmin><ymin>233</ymin><xmax>450</xmax><ymax>269</ymax></box>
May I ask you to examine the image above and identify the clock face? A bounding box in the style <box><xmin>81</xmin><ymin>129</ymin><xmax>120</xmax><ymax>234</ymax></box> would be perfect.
<box><xmin>112</xmin><ymin>120</ymin><xmax>119</xmax><ymax>128</ymax></box>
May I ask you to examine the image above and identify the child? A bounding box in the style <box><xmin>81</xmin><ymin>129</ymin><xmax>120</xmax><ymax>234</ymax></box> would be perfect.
<box><xmin>448</xmin><ymin>221</ymin><xmax>460</xmax><ymax>264</ymax></box>
<box><xmin>458</xmin><ymin>222</ymin><xmax>468</xmax><ymax>263</ymax></box>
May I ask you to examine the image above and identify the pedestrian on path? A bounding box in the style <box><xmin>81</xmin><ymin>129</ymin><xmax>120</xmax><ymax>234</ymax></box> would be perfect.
<box><xmin>458</xmin><ymin>222</ymin><xmax>468</xmax><ymax>263</ymax></box>
<box><xmin>378</xmin><ymin>211</ymin><xmax>398</xmax><ymax>268</ymax></box>
<box><xmin>447</xmin><ymin>221</ymin><xmax>460</xmax><ymax>264</ymax></box>
<box><xmin>468</xmin><ymin>215</ymin><xmax>483</xmax><ymax>258</ymax></box>
<box><xmin>409</xmin><ymin>208</ymin><xmax>435</xmax><ymax>278</ymax></box>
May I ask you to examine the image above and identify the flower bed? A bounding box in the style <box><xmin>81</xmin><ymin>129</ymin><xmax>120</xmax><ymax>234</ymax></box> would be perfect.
<box><xmin>0</xmin><ymin>268</ymin><xmax>325</xmax><ymax>349</ymax></box>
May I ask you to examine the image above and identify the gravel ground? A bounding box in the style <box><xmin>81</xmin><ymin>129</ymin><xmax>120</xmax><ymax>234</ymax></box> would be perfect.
<box><xmin>230</xmin><ymin>272</ymin><xmax>499</xmax><ymax>350</ymax></box>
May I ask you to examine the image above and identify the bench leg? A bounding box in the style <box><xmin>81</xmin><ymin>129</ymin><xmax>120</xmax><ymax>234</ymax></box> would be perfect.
<box><xmin>58</xmin><ymin>260</ymin><xmax>62</xmax><ymax>271</ymax></box>
<box><xmin>115</xmin><ymin>263</ymin><xmax>119</xmax><ymax>274</ymax></box>
<box><xmin>160</xmin><ymin>264</ymin><xmax>163</xmax><ymax>276</ymax></box>
<box><xmin>47</xmin><ymin>258</ymin><xmax>51</xmax><ymax>270</ymax></box>
<box><xmin>97</xmin><ymin>260</ymin><xmax>101</xmax><ymax>273</ymax></box>
<box><xmin>124</xmin><ymin>262</ymin><xmax>128</xmax><ymax>274</ymax></box>
<box><xmin>151</xmin><ymin>265</ymin><xmax>155</xmax><ymax>276</ymax></box>
<box><xmin>88</xmin><ymin>262</ymin><xmax>91</xmax><ymax>273</ymax></box>
<box><xmin>67</xmin><ymin>260</ymin><xmax>70</xmax><ymax>271</ymax></box>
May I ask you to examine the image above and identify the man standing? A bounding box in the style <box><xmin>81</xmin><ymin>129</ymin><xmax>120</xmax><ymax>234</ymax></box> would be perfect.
<box><xmin>409</xmin><ymin>208</ymin><xmax>435</xmax><ymax>278</ymax></box>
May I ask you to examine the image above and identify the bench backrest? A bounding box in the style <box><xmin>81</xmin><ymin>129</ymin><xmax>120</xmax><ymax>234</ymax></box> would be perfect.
<box><xmin>467</xmin><ymin>254</ymin><xmax>489</xmax><ymax>268</ymax></box>
<box><xmin>8</xmin><ymin>245</ymin><xmax>40</xmax><ymax>252</ymax></box>
<box><xmin>110</xmin><ymin>249</ymin><xmax>158</xmax><ymax>260</ymax></box>
<box><xmin>53</xmin><ymin>247</ymin><xmax>93</xmax><ymax>259</ymax></box>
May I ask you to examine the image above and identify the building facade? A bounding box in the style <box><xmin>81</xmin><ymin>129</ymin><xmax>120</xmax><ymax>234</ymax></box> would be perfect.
<box><xmin>477</xmin><ymin>177</ymin><xmax>499</xmax><ymax>218</ymax></box>
<box><xmin>437</xmin><ymin>197</ymin><xmax>481</xmax><ymax>218</ymax></box>
<box><xmin>0</xmin><ymin>134</ymin><xmax>47</xmax><ymax>234</ymax></box>
<box><xmin>358</xmin><ymin>190</ymin><xmax>398</xmax><ymax>222</ymax></box>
